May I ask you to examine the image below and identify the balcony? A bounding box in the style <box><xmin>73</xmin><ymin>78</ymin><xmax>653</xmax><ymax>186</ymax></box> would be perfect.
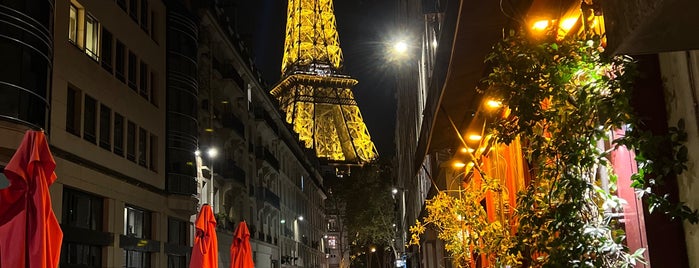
<box><xmin>212</xmin><ymin>57</ymin><xmax>245</xmax><ymax>91</ymax></box>
<box><xmin>221</xmin><ymin>112</ymin><xmax>245</xmax><ymax>138</ymax></box>
<box><xmin>256</xmin><ymin>146</ymin><xmax>280</xmax><ymax>170</ymax></box>
<box><xmin>253</xmin><ymin>107</ymin><xmax>278</xmax><ymax>134</ymax></box>
<box><xmin>220</xmin><ymin>161</ymin><xmax>246</xmax><ymax>185</ymax></box>
<box><xmin>264</xmin><ymin>187</ymin><xmax>281</xmax><ymax>209</ymax></box>
<box><xmin>166</xmin><ymin>174</ymin><xmax>197</xmax><ymax>195</ymax></box>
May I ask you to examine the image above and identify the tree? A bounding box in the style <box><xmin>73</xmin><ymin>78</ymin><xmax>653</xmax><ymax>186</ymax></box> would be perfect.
<box><xmin>328</xmin><ymin>159</ymin><xmax>397</xmax><ymax>267</ymax></box>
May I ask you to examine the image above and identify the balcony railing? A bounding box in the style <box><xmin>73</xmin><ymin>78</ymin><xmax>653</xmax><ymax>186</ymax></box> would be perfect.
<box><xmin>219</xmin><ymin>161</ymin><xmax>246</xmax><ymax>185</ymax></box>
<box><xmin>256</xmin><ymin>146</ymin><xmax>280</xmax><ymax>170</ymax></box>
<box><xmin>221</xmin><ymin>112</ymin><xmax>245</xmax><ymax>138</ymax></box>
<box><xmin>264</xmin><ymin>188</ymin><xmax>280</xmax><ymax>209</ymax></box>
<box><xmin>166</xmin><ymin>174</ymin><xmax>197</xmax><ymax>195</ymax></box>
<box><xmin>211</xmin><ymin>57</ymin><xmax>245</xmax><ymax>90</ymax></box>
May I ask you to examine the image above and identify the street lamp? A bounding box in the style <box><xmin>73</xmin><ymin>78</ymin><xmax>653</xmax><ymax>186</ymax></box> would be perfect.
<box><xmin>207</xmin><ymin>147</ymin><xmax>218</xmax><ymax>210</ymax></box>
<box><xmin>391</xmin><ymin>187</ymin><xmax>408</xmax><ymax>268</ymax></box>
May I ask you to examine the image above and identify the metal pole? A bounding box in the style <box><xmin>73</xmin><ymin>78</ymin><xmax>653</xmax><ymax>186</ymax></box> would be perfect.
<box><xmin>210</xmin><ymin>159</ymin><xmax>214</xmax><ymax>210</ymax></box>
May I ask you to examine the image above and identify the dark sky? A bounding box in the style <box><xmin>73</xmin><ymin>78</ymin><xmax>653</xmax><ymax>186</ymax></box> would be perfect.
<box><xmin>232</xmin><ymin>0</ymin><xmax>398</xmax><ymax>157</ymax></box>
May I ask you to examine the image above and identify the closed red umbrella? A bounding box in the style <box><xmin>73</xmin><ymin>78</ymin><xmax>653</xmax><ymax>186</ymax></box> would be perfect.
<box><xmin>230</xmin><ymin>221</ymin><xmax>254</xmax><ymax>268</ymax></box>
<box><xmin>0</xmin><ymin>130</ymin><xmax>63</xmax><ymax>268</ymax></box>
<box><xmin>190</xmin><ymin>204</ymin><xmax>218</xmax><ymax>268</ymax></box>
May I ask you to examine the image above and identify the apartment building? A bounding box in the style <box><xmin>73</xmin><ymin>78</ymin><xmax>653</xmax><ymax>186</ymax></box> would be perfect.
<box><xmin>196</xmin><ymin>2</ymin><xmax>328</xmax><ymax>268</ymax></box>
<box><xmin>5</xmin><ymin>1</ymin><xmax>326</xmax><ymax>268</ymax></box>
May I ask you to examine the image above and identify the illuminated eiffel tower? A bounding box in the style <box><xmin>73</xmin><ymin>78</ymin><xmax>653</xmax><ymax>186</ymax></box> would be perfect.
<box><xmin>271</xmin><ymin>0</ymin><xmax>378</xmax><ymax>165</ymax></box>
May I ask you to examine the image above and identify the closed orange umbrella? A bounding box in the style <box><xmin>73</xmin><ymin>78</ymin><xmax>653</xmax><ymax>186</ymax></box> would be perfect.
<box><xmin>230</xmin><ymin>221</ymin><xmax>254</xmax><ymax>268</ymax></box>
<box><xmin>0</xmin><ymin>130</ymin><xmax>63</xmax><ymax>268</ymax></box>
<box><xmin>190</xmin><ymin>204</ymin><xmax>219</xmax><ymax>268</ymax></box>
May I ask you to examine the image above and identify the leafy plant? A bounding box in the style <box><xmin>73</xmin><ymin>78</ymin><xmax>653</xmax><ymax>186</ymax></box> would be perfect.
<box><xmin>411</xmin><ymin>26</ymin><xmax>693</xmax><ymax>267</ymax></box>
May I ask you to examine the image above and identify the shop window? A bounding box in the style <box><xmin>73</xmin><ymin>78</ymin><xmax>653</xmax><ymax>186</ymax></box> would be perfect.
<box><xmin>124</xmin><ymin>250</ymin><xmax>150</xmax><ymax>268</ymax></box>
<box><xmin>62</xmin><ymin>188</ymin><xmax>103</xmax><ymax>230</ymax></box>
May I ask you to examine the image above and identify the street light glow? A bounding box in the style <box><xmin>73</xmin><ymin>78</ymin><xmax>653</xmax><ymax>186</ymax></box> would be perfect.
<box><xmin>392</xmin><ymin>188</ymin><xmax>399</xmax><ymax>195</ymax></box>
<box><xmin>393</xmin><ymin>40</ymin><xmax>408</xmax><ymax>54</ymax></box>
<box><xmin>298</xmin><ymin>215</ymin><xmax>304</xmax><ymax>221</ymax></box>
<box><xmin>194</xmin><ymin>150</ymin><xmax>201</xmax><ymax>156</ymax></box>
<box><xmin>207</xmin><ymin>147</ymin><xmax>218</xmax><ymax>158</ymax></box>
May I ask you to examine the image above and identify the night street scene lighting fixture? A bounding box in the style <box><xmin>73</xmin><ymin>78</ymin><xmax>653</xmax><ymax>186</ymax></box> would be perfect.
<box><xmin>298</xmin><ymin>216</ymin><xmax>304</xmax><ymax>221</ymax></box>
<box><xmin>207</xmin><ymin>147</ymin><xmax>218</xmax><ymax>209</ymax></box>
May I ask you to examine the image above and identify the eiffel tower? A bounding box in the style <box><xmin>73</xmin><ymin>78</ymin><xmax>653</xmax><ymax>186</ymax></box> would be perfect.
<box><xmin>271</xmin><ymin>0</ymin><xmax>378</xmax><ymax>165</ymax></box>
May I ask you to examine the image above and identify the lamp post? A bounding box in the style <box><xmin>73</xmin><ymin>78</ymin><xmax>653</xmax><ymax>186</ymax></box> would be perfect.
<box><xmin>207</xmin><ymin>147</ymin><xmax>218</xmax><ymax>210</ymax></box>
<box><xmin>391</xmin><ymin>187</ymin><xmax>407</xmax><ymax>268</ymax></box>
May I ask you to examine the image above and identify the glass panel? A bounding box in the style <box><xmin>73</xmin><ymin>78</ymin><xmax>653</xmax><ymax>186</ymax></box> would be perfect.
<box><xmin>116</xmin><ymin>40</ymin><xmax>125</xmax><ymax>82</ymax></box>
<box><xmin>128</xmin><ymin>51</ymin><xmax>137</xmax><ymax>90</ymax></box>
<box><xmin>69</xmin><ymin>5</ymin><xmax>77</xmax><ymax>43</ymax></box>
<box><xmin>83</xmin><ymin>95</ymin><xmax>96</xmax><ymax>143</ymax></box>
<box><xmin>127</xmin><ymin>121</ymin><xmax>136</xmax><ymax>161</ymax></box>
<box><xmin>114</xmin><ymin>113</ymin><xmax>124</xmax><ymax>156</ymax></box>
<box><xmin>66</xmin><ymin>86</ymin><xmax>81</xmax><ymax>136</ymax></box>
<box><xmin>99</xmin><ymin>104</ymin><xmax>111</xmax><ymax>150</ymax></box>
<box><xmin>138</xmin><ymin>127</ymin><xmax>147</xmax><ymax>166</ymax></box>
<box><xmin>85</xmin><ymin>15</ymin><xmax>99</xmax><ymax>60</ymax></box>
<box><xmin>101</xmin><ymin>27</ymin><xmax>113</xmax><ymax>72</ymax></box>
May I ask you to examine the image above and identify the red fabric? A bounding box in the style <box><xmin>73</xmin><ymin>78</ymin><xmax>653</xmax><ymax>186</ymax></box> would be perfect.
<box><xmin>190</xmin><ymin>204</ymin><xmax>219</xmax><ymax>268</ymax></box>
<box><xmin>230</xmin><ymin>221</ymin><xmax>254</xmax><ymax>268</ymax></box>
<box><xmin>0</xmin><ymin>130</ymin><xmax>63</xmax><ymax>268</ymax></box>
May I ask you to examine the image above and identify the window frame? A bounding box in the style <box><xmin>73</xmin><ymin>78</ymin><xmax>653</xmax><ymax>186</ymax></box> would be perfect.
<box><xmin>84</xmin><ymin>13</ymin><xmax>100</xmax><ymax>61</ymax></box>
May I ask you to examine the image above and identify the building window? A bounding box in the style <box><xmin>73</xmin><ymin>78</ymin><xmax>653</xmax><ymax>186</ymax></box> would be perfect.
<box><xmin>85</xmin><ymin>14</ymin><xmax>99</xmax><ymax>61</ymax></box>
<box><xmin>138</xmin><ymin>127</ymin><xmax>147</xmax><ymax>167</ymax></box>
<box><xmin>127</xmin><ymin>121</ymin><xmax>136</xmax><ymax>162</ymax></box>
<box><xmin>116</xmin><ymin>40</ymin><xmax>125</xmax><ymax>82</ymax></box>
<box><xmin>61</xmin><ymin>243</ymin><xmax>102</xmax><ymax>268</ymax></box>
<box><xmin>129</xmin><ymin>0</ymin><xmax>138</xmax><ymax>22</ymax></box>
<box><xmin>140</xmin><ymin>0</ymin><xmax>149</xmax><ymax>32</ymax></box>
<box><xmin>124</xmin><ymin>205</ymin><xmax>151</xmax><ymax>238</ymax></box>
<box><xmin>101</xmin><ymin>27</ymin><xmax>113</xmax><ymax>73</ymax></box>
<box><xmin>99</xmin><ymin>104</ymin><xmax>111</xmax><ymax>150</ymax></box>
<box><xmin>167</xmin><ymin>255</ymin><xmax>186</xmax><ymax>268</ymax></box>
<box><xmin>139</xmin><ymin>61</ymin><xmax>148</xmax><ymax>98</ymax></box>
<box><xmin>150</xmin><ymin>11</ymin><xmax>157</xmax><ymax>43</ymax></box>
<box><xmin>83</xmin><ymin>95</ymin><xmax>97</xmax><ymax>144</ymax></box>
<box><xmin>128</xmin><ymin>51</ymin><xmax>137</xmax><ymax>90</ymax></box>
<box><xmin>114</xmin><ymin>113</ymin><xmax>125</xmax><ymax>156</ymax></box>
<box><xmin>167</xmin><ymin>218</ymin><xmax>188</xmax><ymax>268</ymax></box>
<box><xmin>117</xmin><ymin>0</ymin><xmax>127</xmax><ymax>11</ymax></box>
<box><xmin>149</xmin><ymin>71</ymin><xmax>157</xmax><ymax>106</ymax></box>
<box><xmin>66</xmin><ymin>86</ymin><xmax>82</xmax><ymax>136</ymax></box>
<box><xmin>168</xmin><ymin>218</ymin><xmax>188</xmax><ymax>245</ymax></box>
<box><xmin>124</xmin><ymin>250</ymin><xmax>150</xmax><ymax>268</ymax></box>
<box><xmin>63</xmin><ymin>188</ymin><xmax>103</xmax><ymax>230</ymax></box>
<box><xmin>149</xmin><ymin>134</ymin><xmax>157</xmax><ymax>172</ymax></box>
<box><xmin>69</xmin><ymin>4</ymin><xmax>78</xmax><ymax>43</ymax></box>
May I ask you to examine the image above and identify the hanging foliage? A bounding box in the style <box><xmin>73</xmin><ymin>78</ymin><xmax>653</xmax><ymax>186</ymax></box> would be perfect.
<box><xmin>410</xmin><ymin>26</ymin><xmax>693</xmax><ymax>267</ymax></box>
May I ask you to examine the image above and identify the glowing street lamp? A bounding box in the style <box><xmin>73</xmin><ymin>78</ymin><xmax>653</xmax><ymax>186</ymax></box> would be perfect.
<box><xmin>207</xmin><ymin>147</ymin><xmax>218</xmax><ymax>209</ymax></box>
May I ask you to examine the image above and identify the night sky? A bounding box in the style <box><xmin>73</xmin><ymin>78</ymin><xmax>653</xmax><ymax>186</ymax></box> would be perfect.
<box><xmin>233</xmin><ymin>0</ymin><xmax>398</xmax><ymax>157</ymax></box>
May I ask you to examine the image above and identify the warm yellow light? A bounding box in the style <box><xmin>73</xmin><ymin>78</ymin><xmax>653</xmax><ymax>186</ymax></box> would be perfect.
<box><xmin>532</xmin><ymin>20</ymin><xmax>549</xmax><ymax>31</ymax></box>
<box><xmin>560</xmin><ymin>17</ymin><xmax>578</xmax><ymax>31</ymax></box>
<box><xmin>221</xmin><ymin>100</ymin><xmax>229</xmax><ymax>104</ymax></box>
<box><xmin>454</xmin><ymin>161</ymin><xmax>466</xmax><ymax>168</ymax></box>
<box><xmin>370</xmin><ymin>247</ymin><xmax>376</xmax><ymax>253</ymax></box>
<box><xmin>393</xmin><ymin>41</ymin><xmax>408</xmax><ymax>54</ymax></box>
<box><xmin>205</xmin><ymin>128</ymin><xmax>214</xmax><ymax>132</ymax></box>
<box><xmin>468</xmin><ymin>134</ymin><xmax>482</xmax><ymax>141</ymax></box>
<box><xmin>486</xmin><ymin>99</ymin><xmax>502</xmax><ymax>108</ymax></box>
